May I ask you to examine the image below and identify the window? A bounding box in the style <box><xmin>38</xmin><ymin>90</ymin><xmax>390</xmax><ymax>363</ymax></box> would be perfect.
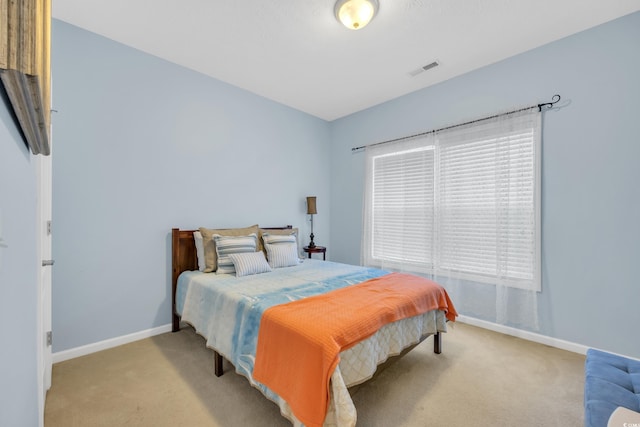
<box><xmin>363</xmin><ymin>109</ymin><xmax>541</xmax><ymax>291</ymax></box>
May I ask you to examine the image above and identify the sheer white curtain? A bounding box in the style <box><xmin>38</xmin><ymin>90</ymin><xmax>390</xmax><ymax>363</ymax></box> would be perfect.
<box><xmin>362</xmin><ymin>108</ymin><xmax>541</xmax><ymax>331</ymax></box>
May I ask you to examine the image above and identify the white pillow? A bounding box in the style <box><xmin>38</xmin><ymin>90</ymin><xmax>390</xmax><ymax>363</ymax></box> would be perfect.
<box><xmin>262</xmin><ymin>233</ymin><xmax>296</xmax><ymax>245</ymax></box>
<box><xmin>263</xmin><ymin>233</ymin><xmax>300</xmax><ymax>268</ymax></box>
<box><xmin>193</xmin><ymin>231</ymin><xmax>206</xmax><ymax>272</ymax></box>
<box><xmin>213</xmin><ymin>233</ymin><xmax>258</xmax><ymax>274</ymax></box>
<box><xmin>265</xmin><ymin>243</ymin><xmax>300</xmax><ymax>268</ymax></box>
<box><xmin>228</xmin><ymin>251</ymin><xmax>272</xmax><ymax>277</ymax></box>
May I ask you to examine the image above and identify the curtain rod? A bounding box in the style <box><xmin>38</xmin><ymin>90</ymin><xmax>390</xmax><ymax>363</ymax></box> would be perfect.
<box><xmin>351</xmin><ymin>94</ymin><xmax>561</xmax><ymax>153</ymax></box>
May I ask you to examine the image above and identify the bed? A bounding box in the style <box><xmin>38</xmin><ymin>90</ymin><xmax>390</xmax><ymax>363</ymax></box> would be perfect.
<box><xmin>171</xmin><ymin>226</ymin><xmax>457</xmax><ymax>427</ymax></box>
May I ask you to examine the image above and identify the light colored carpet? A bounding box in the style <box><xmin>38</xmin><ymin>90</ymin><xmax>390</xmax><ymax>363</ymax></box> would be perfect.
<box><xmin>44</xmin><ymin>322</ymin><xmax>585</xmax><ymax>426</ymax></box>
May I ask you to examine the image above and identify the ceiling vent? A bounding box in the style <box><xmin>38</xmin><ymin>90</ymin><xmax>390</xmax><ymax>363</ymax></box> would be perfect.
<box><xmin>408</xmin><ymin>60</ymin><xmax>440</xmax><ymax>77</ymax></box>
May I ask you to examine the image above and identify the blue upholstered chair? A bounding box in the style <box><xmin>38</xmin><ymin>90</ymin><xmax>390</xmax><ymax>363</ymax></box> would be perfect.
<box><xmin>584</xmin><ymin>349</ymin><xmax>640</xmax><ymax>427</ymax></box>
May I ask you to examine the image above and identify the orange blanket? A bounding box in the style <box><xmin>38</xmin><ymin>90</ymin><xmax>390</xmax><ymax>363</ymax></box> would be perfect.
<box><xmin>252</xmin><ymin>272</ymin><xmax>457</xmax><ymax>427</ymax></box>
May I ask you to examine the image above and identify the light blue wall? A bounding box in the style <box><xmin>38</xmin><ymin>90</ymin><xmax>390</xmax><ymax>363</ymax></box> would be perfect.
<box><xmin>330</xmin><ymin>12</ymin><xmax>640</xmax><ymax>358</ymax></box>
<box><xmin>0</xmin><ymin>90</ymin><xmax>40</xmax><ymax>425</ymax></box>
<box><xmin>52</xmin><ymin>13</ymin><xmax>639</xmax><ymax>358</ymax></box>
<box><xmin>51</xmin><ymin>21</ymin><xmax>331</xmax><ymax>352</ymax></box>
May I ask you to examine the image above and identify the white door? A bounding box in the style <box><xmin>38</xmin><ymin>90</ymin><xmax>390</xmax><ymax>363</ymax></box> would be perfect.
<box><xmin>36</xmin><ymin>144</ymin><xmax>53</xmax><ymax>425</ymax></box>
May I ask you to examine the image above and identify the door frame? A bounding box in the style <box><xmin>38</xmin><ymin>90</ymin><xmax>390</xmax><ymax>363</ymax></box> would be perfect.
<box><xmin>36</xmin><ymin>140</ymin><xmax>52</xmax><ymax>426</ymax></box>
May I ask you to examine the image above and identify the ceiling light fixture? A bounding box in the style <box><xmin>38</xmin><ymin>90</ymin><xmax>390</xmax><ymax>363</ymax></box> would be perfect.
<box><xmin>334</xmin><ymin>0</ymin><xmax>379</xmax><ymax>30</ymax></box>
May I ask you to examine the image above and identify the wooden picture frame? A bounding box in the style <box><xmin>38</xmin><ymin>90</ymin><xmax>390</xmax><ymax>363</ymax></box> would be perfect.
<box><xmin>0</xmin><ymin>0</ymin><xmax>51</xmax><ymax>155</ymax></box>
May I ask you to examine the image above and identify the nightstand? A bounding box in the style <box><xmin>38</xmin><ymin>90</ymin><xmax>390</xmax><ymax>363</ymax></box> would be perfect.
<box><xmin>303</xmin><ymin>246</ymin><xmax>326</xmax><ymax>260</ymax></box>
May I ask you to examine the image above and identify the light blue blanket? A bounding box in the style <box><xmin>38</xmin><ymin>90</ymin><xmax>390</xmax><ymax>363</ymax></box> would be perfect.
<box><xmin>176</xmin><ymin>259</ymin><xmax>387</xmax><ymax>402</ymax></box>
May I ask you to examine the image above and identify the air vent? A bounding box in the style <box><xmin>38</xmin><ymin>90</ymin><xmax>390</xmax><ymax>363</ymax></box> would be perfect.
<box><xmin>408</xmin><ymin>60</ymin><xmax>440</xmax><ymax>77</ymax></box>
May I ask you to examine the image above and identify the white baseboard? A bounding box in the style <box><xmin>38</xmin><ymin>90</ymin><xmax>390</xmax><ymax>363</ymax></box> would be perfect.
<box><xmin>52</xmin><ymin>324</ymin><xmax>173</xmax><ymax>364</ymax></box>
<box><xmin>52</xmin><ymin>317</ymin><xmax>591</xmax><ymax>364</ymax></box>
<box><xmin>456</xmin><ymin>315</ymin><xmax>590</xmax><ymax>355</ymax></box>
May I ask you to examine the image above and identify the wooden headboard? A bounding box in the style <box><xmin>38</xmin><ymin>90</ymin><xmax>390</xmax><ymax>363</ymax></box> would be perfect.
<box><xmin>171</xmin><ymin>226</ymin><xmax>293</xmax><ymax>332</ymax></box>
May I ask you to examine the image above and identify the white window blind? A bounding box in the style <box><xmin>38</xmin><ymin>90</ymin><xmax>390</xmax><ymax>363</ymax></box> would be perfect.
<box><xmin>371</xmin><ymin>146</ymin><xmax>435</xmax><ymax>266</ymax></box>
<box><xmin>363</xmin><ymin>108</ymin><xmax>541</xmax><ymax>291</ymax></box>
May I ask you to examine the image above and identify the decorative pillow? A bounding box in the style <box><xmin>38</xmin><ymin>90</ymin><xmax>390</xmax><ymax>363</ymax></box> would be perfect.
<box><xmin>265</xmin><ymin>243</ymin><xmax>300</xmax><ymax>268</ymax></box>
<box><xmin>263</xmin><ymin>233</ymin><xmax>300</xmax><ymax>268</ymax></box>
<box><xmin>193</xmin><ymin>231</ymin><xmax>206</xmax><ymax>272</ymax></box>
<box><xmin>228</xmin><ymin>251</ymin><xmax>272</xmax><ymax>277</ymax></box>
<box><xmin>213</xmin><ymin>233</ymin><xmax>258</xmax><ymax>274</ymax></box>
<box><xmin>258</xmin><ymin>227</ymin><xmax>298</xmax><ymax>254</ymax></box>
<box><xmin>199</xmin><ymin>224</ymin><xmax>259</xmax><ymax>273</ymax></box>
<box><xmin>263</xmin><ymin>233</ymin><xmax>296</xmax><ymax>245</ymax></box>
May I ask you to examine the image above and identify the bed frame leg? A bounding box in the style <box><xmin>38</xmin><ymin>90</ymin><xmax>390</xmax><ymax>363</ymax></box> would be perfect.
<box><xmin>172</xmin><ymin>313</ymin><xmax>180</xmax><ymax>332</ymax></box>
<box><xmin>214</xmin><ymin>351</ymin><xmax>223</xmax><ymax>377</ymax></box>
<box><xmin>434</xmin><ymin>332</ymin><xmax>442</xmax><ymax>354</ymax></box>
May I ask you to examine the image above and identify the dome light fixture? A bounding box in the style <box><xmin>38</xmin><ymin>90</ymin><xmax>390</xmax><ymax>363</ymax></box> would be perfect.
<box><xmin>334</xmin><ymin>0</ymin><xmax>379</xmax><ymax>30</ymax></box>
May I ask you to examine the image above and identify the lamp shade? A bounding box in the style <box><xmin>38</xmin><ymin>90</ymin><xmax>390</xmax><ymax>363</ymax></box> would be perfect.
<box><xmin>335</xmin><ymin>0</ymin><xmax>379</xmax><ymax>30</ymax></box>
<box><xmin>306</xmin><ymin>197</ymin><xmax>317</xmax><ymax>215</ymax></box>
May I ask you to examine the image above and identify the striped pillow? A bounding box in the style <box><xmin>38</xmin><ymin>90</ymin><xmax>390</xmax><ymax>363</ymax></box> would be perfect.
<box><xmin>263</xmin><ymin>233</ymin><xmax>300</xmax><ymax>268</ymax></box>
<box><xmin>228</xmin><ymin>251</ymin><xmax>272</xmax><ymax>277</ymax></box>
<box><xmin>213</xmin><ymin>233</ymin><xmax>258</xmax><ymax>274</ymax></box>
<box><xmin>263</xmin><ymin>233</ymin><xmax>296</xmax><ymax>245</ymax></box>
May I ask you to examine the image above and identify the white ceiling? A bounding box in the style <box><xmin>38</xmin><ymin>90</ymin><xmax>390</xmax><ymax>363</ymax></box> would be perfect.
<box><xmin>52</xmin><ymin>0</ymin><xmax>640</xmax><ymax>121</ymax></box>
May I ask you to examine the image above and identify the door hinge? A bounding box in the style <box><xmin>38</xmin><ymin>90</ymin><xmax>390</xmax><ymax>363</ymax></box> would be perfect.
<box><xmin>46</xmin><ymin>331</ymin><xmax>52</xmax><ymax>347</ymax></box>
<box><xmin>47</xmin><ymin>220</ymin><xmax>52</xmax><ymax>236</ymax></box>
